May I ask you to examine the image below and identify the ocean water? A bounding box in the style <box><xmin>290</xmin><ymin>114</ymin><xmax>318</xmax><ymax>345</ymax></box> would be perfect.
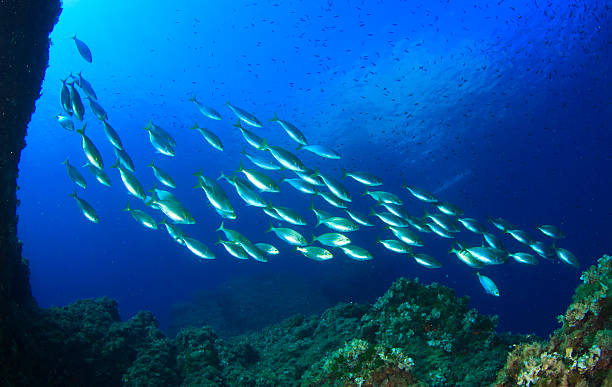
<box><xmin>17</xmin><ymin>0</ymin><xmax>610</xmax><ymax>338</ymax></box>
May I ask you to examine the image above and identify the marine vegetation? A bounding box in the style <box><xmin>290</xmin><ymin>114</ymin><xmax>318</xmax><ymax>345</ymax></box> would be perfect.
<box><xmin>495</xmin><ymin>254</ymin><xmax>612</xmax><ymax>386</ymax></box>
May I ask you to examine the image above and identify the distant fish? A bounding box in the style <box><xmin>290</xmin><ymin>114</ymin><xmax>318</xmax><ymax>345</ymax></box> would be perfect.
<box><xmin>554</xmin><ymin>246</ymin><xmax>580</xmax><ymax>268</ymax></box>
<box><xmin>147</xmin><ymin>160</ymin><xmax>176</xmax><ymax>188</ymax></box>
<box><xmin>83</xmin><ymin>162</ymin><xmax>111</xmax><ymax>187</ymax></box>
<box><xmin>537</xmin><ymin>225</ymin><xmax>566</xmax><ymax>239</ymax></box>
<box><xmin>270</xmin><ymin>113</ymin><xmax>307</xmax><ymax>145</ymax></box>
<box><xmin>267</xmin><ymin>223</ymin><xmax>307</xmax><ymax>246</ymax></box>
<box><xmin>183</xmin><ymin>236</ymin><xmax>215</xmax><ymax>260</ymax></box>
<box><xmin>190</xmin><ymin>122</ymin><xmax>223</xmax><ymax>151</ymax></box>
<box><xmin>298</xmin><ymin>144</ymin><xmax>340</xmax><ymax>159</ymax></box>
<box><xmin>226</xmin><ymin>102</ymin><xmax>262</xmax><ymax>128</ymax></box>
<box><xmin>69</xmin><ymin>82</ymin><xmax>84</xmax><ymax>121</ymax></box>
<box><xmin>477</xmin><ymin>272</ymin><xmax>500</xmax><ymax>296</ymax></box>
<box><xmin>123</xmin><ymin>200</ymin><xmax>157</xmax><ymax>230</ymax></box>
<box><xmin>60</xmin><ymin>78</ymin><xmax>73</xmax><ymax>115</ymax></box>
<box><xmin>62</xmin><ymin>158</ymin><xmax>87</xmax><ymax>189</ymax></box>
<box><xmin>69</xmin><ymin>190</ymin><xmax>98</xmax><ymax>223</ymax></box>
<box><xmin>75</xmin><ymin>72</ymin><xmax>97</xmax><ymax>100</ymax></box>
<box><xmin>102</xmin><ymin>121</ymin><xmax>123</xmax><ymax>150</ymax></box>
<box><xmin>404</xmin><ymin>185</ymin><xmax>437</xmax><ymax>203</ymax></box>
<box><xmin>56</xmin><ymin>114</ymin><xmax>74</xmax><ymax>131</ymax></box>
<box><xmin>340</xmin><ymin>245</ymin><xmax>372</xmax><ymax>261</ymax></box>
<box><xmin>189</xmin><ymin>96</ymin><xmax>222</xmax><ymax>121</ymax></box>
<box><xmin>343</xmin><ymin>171</ymin><xmax>382</xmax><ymax>186</ymax></box>
<box><xmin>72</xmin><ymin>35</ymin><xmax>92</xmax><ymax>63</ymax></box>
<box><xmin>296</xmin><ymin>246</ymin><xmax>333</xmax><ymax>261</ymax></box>
<box><xmin>412</xmin><ymin>253</ymin><xmax>442</xmax><ymax>269</ymax></box>
<box><xmin>76</xmin><ymin>124</ymin><xmax>103</xmax><ymax>169</ymax></box>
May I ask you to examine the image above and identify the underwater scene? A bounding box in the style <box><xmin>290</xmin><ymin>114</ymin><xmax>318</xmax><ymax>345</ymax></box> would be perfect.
<box><xmin>14</xmin><ymin>0</ymin><xmax>611</xmax><ymax>385</ymax></box>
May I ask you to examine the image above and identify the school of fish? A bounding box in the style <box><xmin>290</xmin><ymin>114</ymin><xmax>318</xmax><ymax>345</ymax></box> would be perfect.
<box><xmin>57</xmin><ymin>36</ymin><xmax>580</xmax><ymax>298</ymax></box>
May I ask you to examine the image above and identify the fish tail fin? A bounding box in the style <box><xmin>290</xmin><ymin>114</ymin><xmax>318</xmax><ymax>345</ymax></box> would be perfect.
<box><xmin>193</xmin><ymin>168</ymin><xmax>203</xmax><ymax>178</ymax></box>
<box><xmin>122</xmin><ymin>200</ymin><xmax>131</xmax><ymax>212</ymax></box>
<box><xmin>341</xmin><ymin>168</ymin><xmax>347</xmax><ymax>178</ymax></box>
<box><xmin>295</xmin><ymin>144</ymin><xmax>303</xmax><ymax>151</ymax></box>
<box><xmin>270</xmin><ymin>112</ymin><xmax>279</xmax><ymax>122</ymax></box>
<box><xmin>232</xmin><ymin>120</ymin><xmax>242</xmax><ymax>129</ymax></box>
<box><xmin>144</xmin><ymin>120</ymin><xmax>153</xmax><ymax>131</ymax></box>
<box><xmin>234</xmin><ymin>161</ymin><xmax>244</xmax><ymax>174</ymax></box>
<box><xmin>362</xmin><ymin>189</ymin><xmax>370</xmax><ymax>197</ymax></box>
<box><xmin>216</xmin><ymin>221</ymin><xmax>224</xmax><ymax>232</ymax></box>
<box><xmin>240</xmin><ymin>147</ymin><xmax>247</xmax><ymax>156</ymax></box>
<box><xmin>308</xmin><ymin>200</ymin><xmax>315</xmax><ymax>211</ymax></box>
<box><xmin>62</xmin><ymin>157</ymin><xmax>69</xmax><ymax>166</ymax></box>
<box><xmin>217</xmin><ymin>171</ymin><xmax>227</xmax><ymax>181</ymax></box>
<box><xmin>266</xmin><ymin>222</ymin><xmax>273</xmax><ymax>233</ymax></box>
<box><xmin>189</xmin><ymin>122</ymin><xmax>198</xmax><ymax>130</ymax></box>
<box><xmin>189</xmin><ymin>95</ymin><xmax>197</xmax><ymax>102</ymax></box>
<box><xmin>69</xmin><ymin>190</ymin><xmax>77</xmax><ymax>199</ymax></box>
<box><xmin>258</xmin><ymin>139</ymin><xmax>269</xmax><ymax>151</ymax></box>
<box><xmin>71</xmin><ymin>34</ymin><xmax>76</xmax><ymax>40</ymax></box>
<box><xmin>146</xmin><ymin>160</ymin><xmax>154</xmax><ymax>168</ymax></box>
<box><xmin>310</xmin><ymin>233</ymin><xmax>316</xmax><ymax>244</ymax></box>
<box><xmin>76</xmin><ymin>123</ymin><xmax>86</xmax><ymax>135</ymax></box>
<box><xmin>110</xmin><ymin>158</ymin><xmax>119</xmax><ymax>169</ymax></box>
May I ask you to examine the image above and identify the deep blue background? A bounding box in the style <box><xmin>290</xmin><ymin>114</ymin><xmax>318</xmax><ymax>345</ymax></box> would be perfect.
<box><xmin>18</xmin><ymin>0</ymin><xmax>611</xmax><ymax>337</ymax></box>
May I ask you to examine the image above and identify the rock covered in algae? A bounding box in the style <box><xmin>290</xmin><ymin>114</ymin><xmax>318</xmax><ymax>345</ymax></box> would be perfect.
<box><xmin>495</xmin><ymin>254</ymin><xmax>612</xmax><ymax>386</ymax></box>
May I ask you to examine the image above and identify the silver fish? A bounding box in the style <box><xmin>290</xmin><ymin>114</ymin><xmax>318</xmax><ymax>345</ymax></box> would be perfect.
<box><xmin>226</xmin><ymin>102</ymin><xmax>262</xmax><ymax>127</ymax></box>
<box><xmin>190</xmin><ymin>96</ymin><xmax>222</xmax><ymax>120</ymax></box>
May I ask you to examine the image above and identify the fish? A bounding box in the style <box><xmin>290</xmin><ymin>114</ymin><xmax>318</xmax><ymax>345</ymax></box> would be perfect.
<box><xmin>83</xmin><ymin>162</ymin><xmax>111</xmax><ymax>187</ymax></box>
<box><xmin>317</xmin><ymin>191</ymin><xmax>348</xmax><ymax>209</ymax></box>
<box><xmin>372</xmin><ymin>211</ymin><xmax>411</xmax><ymax>228</ymax></box>
<box><xmin>226</xmin><ymin>102</ymin><xmax>262</xmax><ymax>128</ymax></box>
<box><xmin>219</xmin><ymin>172</ymin><xmax>267</xmax><ymax>208</ymax></box>
<box><xmin>340</xmin><ymin>245</ymin><xmax>373</xmax><ymax>261</ymax></box>
<box><xmin>255</xmin><ymin>243</ymin><xmax>279</xmax><ymax>255</ymax></box>
<box><xmin>379</xmin><ymin>202</ymin><xmax>411</xmax><ymax>220</ymax></box>
<box><xmin>270</xmin><ymin>113</ymin><xmax>307</xmax><ymax>145</ymax></box>
<box><xmin>343</xmin><ymin>171</ymin><xmax>382</xmax><ymax>186</ymax></box>
<box><xmin>427</xmin><ymin>222</ymin><xmax>455</xmax><ymax>239</ymax></box>
<box><xmin>102</xmin><ymin>121</ymin><xmax>123</xmax><ymax>150</ymax></box>
<box><xmin>56</xmin><ymin>114</ymin><xmax>74</xmax><ymax>131</ymax></box>
<box><xmin>537</xmin><ymin>225</ymin><xmax>566</xmax><ymax>239</ymax></box>
<box><xmin>160</xmin><ymin>219</ymin><xmax>186</xmax><ymax>245</ymax></box>
<box><xmin>387</xmin><ymin>226</ymin><xmax>423</xmax><ymax>246</ymax></box>
<box><xmin>483</xmin><ymin>232</ymin><xmax>506</xmax><ymax>251</ymax></box>
<box><xmin>146</xmin><ymin>121</ymin><xmax>177</xmax><ymax>147</ymax></box>
<box><xmin>76</xmin><ymin>124</ymin><xmax>103</xmax><ymax>169</ymax></box>
<box><xmin>296</xmin><ymin>246</ymin><xmax>333</xmax><ymax>261</ymax></box>
<box><xmin>270</xmin><ymin>204</ymin><xmax>307</xmax><ymax>226</ymax></box>
<box><xmin>262</xmin><ymin>206</ymin><xmax>284</xmax><ymax>221</ymax></box>
<box><xmin>295</xmin><ymin>168</ymin><xmax>325</xmax><ymax>186</ymax></box>
<box><xmin>216</xmin><ymin>222</ymin><xmax>249</xmax><ymax>244</ymax></box>
<box><xmin>344</xmin><ymin>209</ymin><xmax>374</xmax><ymax>226</ymax></box>
<box><xmin>75</xmin><ymin>72</ymin><xmax>97</xmax><ymax>100</ymax></box>
<box><xmin>316</xmin><ymin>170</ymin><xmax>351</xmax><ymax>202</ymax></box>
<box><xmin>281</xmin><ymin>178</ymin><xmax>317</xmax><ymax>195</ymax></box>
<box><xmin>377</xmin><ymin>238</ymin><xmax>412</xmax><ymax>254</ymax></box>
<box><xmin>476</xmin><ymin>272</ymin><xmax>500</xmax><ymax>296</ymax></box>
<box><xmin>404</xmin><ymin>185</ymin><xmax>437</xmax><ymax>203</ymax></box>
<box><xmin>147</xmin><ymin>161</ymin><xmax>176</xmax><ymax>188</ymax></box>
<box><xmin>60</xmin><ymin>78</ymin><xmax>73</xmax><ymax>115</ymax></box>
<box><xmin>114</xmin><ymin>148</ymin><xmax>135</xmax><ymax>173</ymax></box>
<box><xmin>458</xmin><ymin>218</ymin><xmax>487</xmax><ymax>234</ymax></box>
<box><xmin>217</xmin><ymin>239</ymin><xmax>249</xmax><ymax>259</ymax></box>
<box><xmin>449</xmin><ymin>246</ymin><xmax>485</xmax><ymax>268</ymax></box>
<box><xmin>69</xmin><ymin>82</ymin><xmax>85</xmax><ymax>121</ymax></box>
<box><xmin>298</xmin><ymin>144</ymin><xmax>341</xmax><ymax>159</ymax></box>
<box><xmin>183</xmin><ymin>236</ymin><xmax>215</xmax><ymax>260</ymax></box>
<box><xmin>506</xmin><ymin>229</ymin><xmax>534</xmax><ymax>245</ymax></box>
<box><xmin>190</xmin><ymin>122</ymin><xmax>223</xmax><ymax>151</ymax></box>
<box><xmin>435</xmin><ymin>201</ymin><xmax>464</xmax><ymax>217</ymax></box>
<box><xmin>309</xmin><ymin>202</ymin><xmax>334</xmax><ymax>225</ymax></box>
<box><xmin>466</xmin><ymin>246</ymin><xmax>508</xmax><ymax>265</ymax></box>
<box><xmin>260</xmin><ymin>140</ymin><xmax>307</xmax><ymax>172</ymax></box>
<box><xmin>234</xmin><ymin>121</ymin><xmax>265</xmax><ymax>149</ymax></box>
<box><xmin>150</xmin><ymin>193</ymin><xmax>194</xmax><ymax>224</ymax></box>
<box><xmin>112</xmin><ymin>161</ymin><xmax>146</xmax><ymax>201</ymax></box>
<box><xmin>241</xmin><ymin>149</ymin><xmax>281</xmax><ymax>170</ymax></box>
<box><xmin>189</xmin><ymin>96</ymin><xmax>222</xmax><ymax>121</ymax></box>
<box><xmin>312</xmin><ymin>232</ymin><xmax>351</xmax><ymax>247</ymax></box>
<box><xmin>425</xmin><ymin>210</ymin><xmax>461</xmax><ymax>233</ymax></box>
<box><xmin>194</xmin><ymin>171</ymin><xmax>235</xmax><ymax>215</ymax></box>
<box><xmin>122</xmin><ymin>200</ymin><xmax>157</xmax><ymax>230</ymax></box>
<box><xmin>237</xmin><ymin>238</ymin><xmax>268</xmax><ymax>262</ymax></box>
<box><xmin>317</xmin><ymin>216</ymin><xmax>359</xmax><ymax>232</ymax></box>
<box><xmin>87</xmin><ymin>97</ymin><xmax>107</xmax><ymax>121</ymax></box>
<box><xmin>412</xmin><ymin>253</ymin><xmax>442</xmax><ymax>269</ymax></box>
<box><xmin>404</xmin><ymin>215</ymin><xmax>432</xmax><ymax>233</ymax></box>
<box><xmin>267</xmin><ymin>224</ymin><xmax>307</xmax><ymax>246</ymax></box>
<box><xmin>62</xmin><ymin>158</ymin><xmax>87</xmax><ymax>189</ymax></box>
<box><xmin>509</xmin><ymin>252</ymin><xmax>538</xmax><ymax>265</ymax></box>
<box><xmin>554</xmin><ymin>246</ymin><xmax>580</xmax><ymax>268</ymax></box>
<box><xmin>69</xmin><ymin>190</ymin><xmax>99</xmax><ymax>223</ymax></box>
<box><xmin>363</xmin><ymin>189</ymin><xmax>402</xmax><ymax>205</ymax></box>
<box><xmin>235</xmin><ymin>161</ymin><xmax>279</xmax><ymax>192</ymax></box>
<box><xmin>144</xmin><ymin>123</ymin><xmax>175</xmax><ymax>157</ymax></box>
<box><xmin>489</xmin><ymin>217</ymin><xmax>515</xmax><ymax>233</ymax></box>
<box><xmin>72</xmin><ymin>35</ymin><xmax>92</xmax><ymax>62</ymax></box>
<box><xmin>529</xmin><ymin>241</ymin><xmax>556</xmax><ymax>260</ymax></box>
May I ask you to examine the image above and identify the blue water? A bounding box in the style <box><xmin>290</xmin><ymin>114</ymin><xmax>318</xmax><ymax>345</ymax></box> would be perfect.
<box><xmin>18</xmin><ymin>0</ymin><xmax>611</xmax><ymax>337</ymax></box>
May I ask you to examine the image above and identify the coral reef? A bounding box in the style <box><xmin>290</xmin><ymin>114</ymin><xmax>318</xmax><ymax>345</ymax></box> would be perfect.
<box><xmin>496</xmin><ymin>254</ymin><xmax>612</xmax><ymax>386</ymax></box>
